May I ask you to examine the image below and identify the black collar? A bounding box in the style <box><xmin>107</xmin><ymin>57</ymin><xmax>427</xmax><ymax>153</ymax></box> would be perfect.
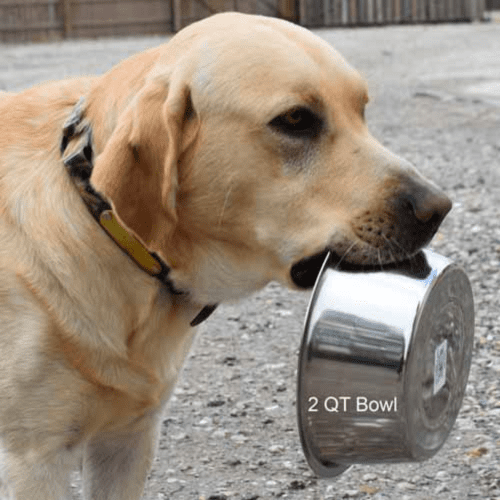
<box><xmin>60</xmin><ymin>97</ymin><xmax>217</xmax><ymax>327</ymax></box>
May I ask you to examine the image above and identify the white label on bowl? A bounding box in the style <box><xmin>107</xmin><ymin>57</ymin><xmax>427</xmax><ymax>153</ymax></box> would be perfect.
<box><xmin>433</xmin><ymin>339</ymin><xmax>448</xmax><ymax>395</ymax></box>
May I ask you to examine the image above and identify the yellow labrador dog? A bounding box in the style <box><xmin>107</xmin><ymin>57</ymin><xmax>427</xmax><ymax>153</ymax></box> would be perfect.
<box><xmin>0</xmin><ymin>12</ymin><xmax>450</xmax><ymax>500</ymax></box>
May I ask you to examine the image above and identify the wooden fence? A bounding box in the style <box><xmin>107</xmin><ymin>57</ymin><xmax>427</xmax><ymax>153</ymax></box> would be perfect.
<box><xmin>0</xmin><ymin>0</ymin><xmax>487</xmax><ymax>43</ymax></box>
<box><xmin>0</xmin><ymin>0</ymin><xmax>175</xmax><ymax>42</ymax></box>
<box><xmin>486</xmin><ymin>0</ymin><xmax>500</xmax><ymax>8</ymax></box>
<box><xmin>301</xmin><ymin>0</ymin><xmax>486</xmax><ymax>27</ymax></box>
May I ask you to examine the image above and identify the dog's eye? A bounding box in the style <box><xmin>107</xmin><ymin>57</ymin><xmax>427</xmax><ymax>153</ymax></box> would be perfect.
<box><xmin>269</xmin><ymin>107</ymin><xmax>322</xmax><ymax>139</ymax></box>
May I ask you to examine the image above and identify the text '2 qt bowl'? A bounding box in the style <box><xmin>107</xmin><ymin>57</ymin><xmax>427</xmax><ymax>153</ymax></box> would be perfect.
<box><xmin>297</xmin><ymin>249</ymin><xmax>474</xmax><ymax>477</ymax></box>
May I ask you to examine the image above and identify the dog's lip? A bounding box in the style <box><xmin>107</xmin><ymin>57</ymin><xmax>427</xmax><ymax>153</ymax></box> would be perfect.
<box><xmin>290</xmin><ymin>249</ymin><xmax>330</xmax><ymax>289</ymax></box>
<box><xmin>289</xmin><ymin>248</ymin><xmax>372</xmax><ymax>290</ymax></box>
<box><xmin>290</xmin><ymin>247</ymin><xmax>425</xmax><ymax>289</ymax></box>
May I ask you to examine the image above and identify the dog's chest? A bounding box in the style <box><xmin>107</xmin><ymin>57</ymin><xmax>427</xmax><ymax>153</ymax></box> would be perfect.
<box><xmin>47</xmin><ymin>299</ymin><xmax>197</xmax><ymax>439</ymax></box>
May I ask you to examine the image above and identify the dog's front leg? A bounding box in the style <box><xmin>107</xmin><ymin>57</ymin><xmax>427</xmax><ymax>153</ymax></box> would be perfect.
<box><xmin>0</xmin><ymin>448</ymin><xmax>77</xmax><ymax>500</ymax></box>
<box><xmin>81</xmin><ymin>414</ymin><xmax>161</xmax><ymax>500</ymax></box>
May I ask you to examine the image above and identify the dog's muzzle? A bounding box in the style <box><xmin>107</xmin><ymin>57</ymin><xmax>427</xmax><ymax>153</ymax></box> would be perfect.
<box><xmin>291</xmin><ymin>174</ymin><xmax>452</xmax><ymax>289</ymax></box>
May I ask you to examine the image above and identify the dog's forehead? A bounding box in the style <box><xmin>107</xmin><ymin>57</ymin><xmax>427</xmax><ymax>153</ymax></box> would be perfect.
<box><xmin>193</xmin><ymin>16</ymin><xmax>354</xmax><ymax>77</ymax></box>
<box><xmin>186</xmin><ymin>14</ymin><xmax>366</xmax><ymax>117</ymax></box>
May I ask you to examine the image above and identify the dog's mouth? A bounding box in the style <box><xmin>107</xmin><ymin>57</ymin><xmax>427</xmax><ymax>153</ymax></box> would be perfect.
<box><xmin>290</xmin><ymin>249</ymin><xmax>331</xmax><ymax>289</ymax></box>
<box><xmin>290</xmin><ymin>247</ymin><xmax>426</xmax><ymax>289</ymax></box>
<box><xmin>290</xmin><ymin>249</ymin><xmax>380</xmax><ymax>289</ymax></box>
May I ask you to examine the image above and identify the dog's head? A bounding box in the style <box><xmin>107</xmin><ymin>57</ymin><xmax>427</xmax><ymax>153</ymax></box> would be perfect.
<box><xmin>90</xmin><ymin>13</ymin><xmax>451</xmax><ymax>305</ymax></box>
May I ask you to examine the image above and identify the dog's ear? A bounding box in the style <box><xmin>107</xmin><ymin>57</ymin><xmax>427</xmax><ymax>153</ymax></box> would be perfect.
<box><xmin>90</xmin><ymin>76</ymin><xmax>196</xmax><ymax>257</ymax></box>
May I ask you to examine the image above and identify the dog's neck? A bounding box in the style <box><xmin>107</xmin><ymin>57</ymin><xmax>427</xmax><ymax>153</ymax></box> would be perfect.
<box><xmin>60</xmin><ymin>97</ymin><xmax>217</xmax><ymax>327</ymax></box>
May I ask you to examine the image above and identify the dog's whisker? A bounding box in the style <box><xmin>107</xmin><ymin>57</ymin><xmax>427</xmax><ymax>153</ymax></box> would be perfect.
<box><xmin>377</xmin><ymin>248</ymin><xmax>384</xmax><ymax>270</ymax></box>
<box><xmin>381</xmin><ymin>234</ymin><xmax>397</xmax><ymax>262</ymax></box>
<box><xmin>332</xmin><ymin>241</ymin><xmax>356</xmax><ymax>271</ymax></box>
<box><xmin>218</xmin><ymin>184</ymin><xmax>233</xmax><ymax>229</ymax></box>
<box><xmin>384</xmin><ymin>235</ymin><xmax>411</xmax><ymax>262</ymax></box>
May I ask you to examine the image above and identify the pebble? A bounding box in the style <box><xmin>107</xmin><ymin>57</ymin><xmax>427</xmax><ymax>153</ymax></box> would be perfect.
<box><xmin>268</xmin><ymin>444</ymin><xmax>285</xmax><ymax>454</ymax></box>
<box><xmin>435</xmin><ymin>470</ymin><xmax>450</xmax><ymax>481</ymax></box>
<box><xmin>435</xmin><ymin>484</ymin><xmax>449</xmax><ymax>494</ymax></box>
<box><xmin>397</xmin><ymin>482</ymin><xmax>416</xmax><ymax>491</ymax></box>
<box><xmin>197</xmin><ymin>417</ymin><xmax>212</xmax><ymax>427</ymax></box>
<box><xmin>467</xmin><ymin>490</ymin><xmax>482</xmax><ymax>497</ymax></box>
<box><xmin>170</xmin><ymin>432</ymin><xmax>188</xmax><ymax>441</ymax></box>
<box><xmin>211</xmin><ymin>430</ymin><xmax>227</xmax><ymax>439</ymax></box>
<box><xmin>342</xmin><ymin>491</ymin><xmax>360</xmax><ymax>498</ymax></box>
<box><xmin>231</xmin><ymin>434</ymin><xmax>248</xmax><ymax>444</ymax></box>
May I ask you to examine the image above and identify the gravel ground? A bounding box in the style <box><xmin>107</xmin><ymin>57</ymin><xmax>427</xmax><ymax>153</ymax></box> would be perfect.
<box><xmin>1</xmin><ymin>16</ymin><xmax>500</xmax><ymax>500</ymax></box>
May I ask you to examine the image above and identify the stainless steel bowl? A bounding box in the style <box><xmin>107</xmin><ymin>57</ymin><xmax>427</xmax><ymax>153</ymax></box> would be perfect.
<box><xmin>297</xmin><ymin>249</ymin><xmax>474</xmax><ymax>477</ymax></box>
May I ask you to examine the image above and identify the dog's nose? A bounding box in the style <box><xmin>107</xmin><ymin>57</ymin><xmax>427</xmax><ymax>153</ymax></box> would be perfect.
<box><xmin>394</xmin><ymin>176</ymin><xmax>452</xmax><ymax>252</ymax></box>
<box><xmin>406</xmin><ymin>185</ymin><xmax>452</xmax><ymax>225</ymax></box>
